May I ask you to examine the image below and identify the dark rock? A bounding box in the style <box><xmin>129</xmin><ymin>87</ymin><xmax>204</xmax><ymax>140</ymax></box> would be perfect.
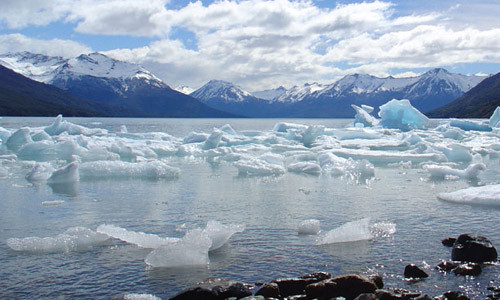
<box><xmin>413</xmin><ymin>295</ymin><xmax>432</xmax><ymax>300</ymax></box>
<box><xmin>487</xmin><ymin>286</ymin><xmax>500</xmax><ymax>292</ymax></box>
<box><xmin>442</xmin><ymin>237</ymin><xmax>457</xmax><ymax>247</ymax></box>
<box><xmin>404</xmin><ymin>264</ymin><xmax>429</xmax><ymax>279</ymax></box>
<box><xmin>451</xmin><ymin>234</ymin><xmax>498</xmax><ymax>263</ymax></box>
<box><xmin>255</xmin><ymin>282</ymin><xmax>280</xmax><ymax>298</ymax></box>
<box><xmin>332</xmin><ymin>274</ymin><xmax>378</xmax><ymax>300</ymax></box>
<box><xmin>300</xmin><ymin>271</ymin><xmax>331</xmax><ymax>281</ymax></box>
<box><xmin>218</xmin><ymin>282</ymin><xmax>252</xmax><ymax>299</ymax></box>
<box><xmin>370</xmin><ymin>275</ymin><xmax>384</xmax><ymax>289</ymax></box>
<box><xmin>273</xmin><ymin>277</ymin><xmax>318</xmax><ymax>298</ymax></box>
<box><xmin>286</xmin><ymin>295</ymin><xmax>308</xmax><ymax>300</ymax></box>
<box><xmin>374</xmin><ymin>289</ymin><xmax>402</xmax><ymax>300</ymax></box>
<box><xmin>391</xmin><ymin>288</ymin><xmax>420</xmax><ymax>299</ymax></box>
<box><xmin>443</xmin><ymin>291</ymin><xmax>470</xmax><ymax>300</ymax></box>
<box><xmin>305</xmin><ymin>279</ymin><xmax>338</xmax><ymax>300</ymax></box>
<box><xmin>436</xmin><ymin>260</ymin><xmax>460</xmax><ymax>272</ymax></box>
<box><xmin>452</xmin><ymin>263</ymin><xmax>482</xmax><ymax>276</ymax></box>
<box><xmin>169</xmin><ymin>286</ymin><xmax>219</xmax><ymax>300</ymax></box>
<box><xmin>354</xmin><ymin>293</ymin><xmax>377</xmax><ymax>300</ymax></box>
<box><xmin>240</xmin><ymin>297</ymin><xmax>265</xmax><ymax>300</ymax></box>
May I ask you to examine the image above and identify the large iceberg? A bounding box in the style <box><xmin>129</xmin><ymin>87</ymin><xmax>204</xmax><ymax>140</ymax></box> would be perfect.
<box><xmin>489</xmin><ymin>107</ymin><xmax>500</xmax><ymax>127</ymax></box>
<box><xmin>351</xmin><ymin>104</ymin><xmax>379</xmax><ymax>128</ymax></box>
<box><xmin>437</xmin><ymin>184</ymin><xmax>500</xmax><ymax>207</ymax></box>
<box><xmin>378</xmin><ymin>99</ymin><xmax>429</xmax><ymax>131</ymax></box>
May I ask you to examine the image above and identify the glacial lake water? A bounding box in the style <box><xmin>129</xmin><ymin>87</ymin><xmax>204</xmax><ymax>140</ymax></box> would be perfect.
<box><xmin>1</xmin><ymin>116</ymin><xmax>500</xmax><ymax>299</ymax></box>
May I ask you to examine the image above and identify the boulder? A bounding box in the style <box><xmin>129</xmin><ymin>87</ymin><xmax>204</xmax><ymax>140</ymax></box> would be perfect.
<box><xmin>273</xmin><ymin>277</ymin><xmax>318</xmax><ymax>298</ymax></box>
<box><xmin>370</xmin><ymin>275</ymin><xmax>384</xmax><ymax>289</ymax></box>
<box><xmin>331</xmin><ymin>274</ymin><xmax>378</xmax><ymax>300</ymax></box>
<box><xmin>436</xmin><ymin>260</ymin><xmax>460</xmax><ymax>272</ymax></box>
<box><xmin>452</xmin><ymin>263</ymin><xmax>482</xmax><ymax>276</ymax></box>
<box><xmin>300</xmin><ymin>271</ymin><xmax>331</xmax><ymax>281</ymax></box>
<box><xmin>170</xmin><ymin>279</ymin><xmax>251</xmax><ymax>300</ymax></box>
<box><xmin>451</xmin><ymin>234</ymin><xmax>497</xmax><ymax>263</ymax></box>
<box><xmin>404</xmin><ymin>264</ymin><xmax>429</xmax><ymax>279</ymax></box>
<box><xmin>442</xmin><ymin>237</ymin><xmax>457</xmax><ymax>247</ymax></box>
<box><xmin>354</xmin><ymin>293</ymin><xmax>377</xmax><ymax>300</ymax></box>
<box><xmin>255</xmin><ymin>282</ymin><xmax>280</xmax><ymax>298</ymax></box>
<box><xmin>442</xmin><ymin>291</ymin><xmax>470</xmax><ymax>300</ymax></box>
<box><xmin>304</xmin><ymin>279</ymin><xmax>338</xmax><ymax>300</ymax></box>
<box><xmin>374</xmin><ymin>289</ymin><xmax>402</xmax><ymax>300</ymax></box>
<box><xmin>169</xmin><ymin>286</ymin><xmax>218</xmax><ymax>300</ymax></box>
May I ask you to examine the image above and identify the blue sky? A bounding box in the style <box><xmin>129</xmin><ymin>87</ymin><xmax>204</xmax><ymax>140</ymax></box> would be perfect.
<box><xmin>1</xmin><ymin>0</ymin><xmax>500</xmax><ymax>91</ymax></box>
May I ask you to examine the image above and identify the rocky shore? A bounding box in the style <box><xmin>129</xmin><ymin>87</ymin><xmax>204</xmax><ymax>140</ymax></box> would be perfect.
<box><xmin>169</xmin><ymin>234</ymin><xmax>499</xmax><ymax>300</ymax></box>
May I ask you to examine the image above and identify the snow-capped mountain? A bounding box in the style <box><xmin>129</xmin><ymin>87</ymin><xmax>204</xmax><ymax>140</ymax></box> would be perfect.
<box><xmin>0</xmin><ymin>52</ymin><xmax>234</xmax><ymax>117</ymax></box>
<box><xmin>275</xmin><ymin>82</ymin><xmax>327</xmax><ymax>102</ymax></box>
<box><xmin>251</xmin><ymin>86</ymin><xmax>287</xmax><ymax>100</ymax></box>
<box><xmin>191</xmin><ymin>80</ymin><xmax>258</xmax><ymax>103</ymax></box>
<box><xmin>175</xmin><ymin>85</ymin><xmax>195</xmax><ymax>95</ymax></box>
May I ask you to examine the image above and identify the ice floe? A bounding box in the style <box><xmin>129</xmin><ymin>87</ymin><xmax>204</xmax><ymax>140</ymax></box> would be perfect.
<box><xmin>315</xmin><ymin>218</ymin><xmax>396</xmax><ymax>245</ymax></box>
<box><xmin>378</xmin><ymin>99</ymin><xmax>429</xmax><ymax>131</ymax></box>
<box><xmin>298</xmin><ymin>219</ymin><xmax>321</xmax><ymax>235</ymax></box>
<box><xmin>424</xmin><ymin>163</ymin><xmax>486</xmax><ymax>180</ymax></box>
<box><xmin>437</xmin><ymin>184</ymin><xmax>500</xmax><ymax>207</ymax></box>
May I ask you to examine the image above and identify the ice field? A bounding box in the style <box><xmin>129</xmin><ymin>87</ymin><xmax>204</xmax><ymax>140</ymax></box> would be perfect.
<box><xmin>2</xmin><ymin>101</ymin><xmax>500</xmax><ymax>298</ymax></box>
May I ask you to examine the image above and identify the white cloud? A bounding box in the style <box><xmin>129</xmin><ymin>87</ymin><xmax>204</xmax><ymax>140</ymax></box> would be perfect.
<box><xmin>0</xmin><ymin>34</ymin><xmax>91</xmax><ymax>58</ymax></box>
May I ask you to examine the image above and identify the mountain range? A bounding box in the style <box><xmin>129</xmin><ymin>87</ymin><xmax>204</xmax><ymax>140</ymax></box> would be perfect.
<box><xmin>0</xmin><ymin>52</ymin><xmax>234</xmax><ymax>118</ymax></box>
<box><xmin>190</xmin><ymin>68</ymin><xmax>486</xmax><ymax>117</ymax></box>
<box><xmin>0</xmin><ymin>51</ymin><xmax>493</xmax><ymax>118</ymax></box>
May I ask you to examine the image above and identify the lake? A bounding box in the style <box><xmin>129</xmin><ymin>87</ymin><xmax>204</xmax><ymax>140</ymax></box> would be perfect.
<box><xmin>1</xmin><ymin>116</ymin><xmax>500</xmax><ymax>299</ymax></box>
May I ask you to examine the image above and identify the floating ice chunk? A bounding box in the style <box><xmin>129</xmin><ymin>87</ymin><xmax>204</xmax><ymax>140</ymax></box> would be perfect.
<box><xmin>44</xmin><ymin>115</ymin><xmax>107</xmax><ymax>136</ymax></box>
<box><xmin>124</xmin><ymin>294</ymin><xmax>161</xmax><ymax>300</ymax></box>
<box><xmin>96</xmin><ymin>224</ymin><xmax>179</xmax><ymax>248</ymax></box>
<box><xmin>443</xmin><ymin>128</ymin><xmax>464</xmax><ymax>140</ymax></box>
<box><xmin>437</xmin><ymin>184</ymin><xmax>500</xmax><ymax>207</ymax></box>
<box><xmin>26</xmin><ymin>162</ymin><xmax>55</xmax><ymax>182</ymax></box>
<box><xmin>6</xmin><ymin>227</ymin><xmax>109</xmax><ymax>253</ymax></box>
<box><xmin>434</xmin><ymin>144</ymin><xmax>472</xmax><ymax>162</ymax></box>
<box><xmin>79</xmin><ymin>161</ymin><xmax>180</xmax><ymax>180</ymax></box>
<box><xmin>330</xmin><ymin>148</ymin><xmax>444</xmax><ymax>165</ymax></box>
<box><xmin>42</xmin><ymin>200</ymin><xmax>65</xmax><ymax>206</ymax></box>
<box><xmin>259</xmin><ymin>153</ymin><xmax>285</xmax><ymax>166</ymax></box>
<box><xmin>316</xmin><ymin>218</ymin><xmax>372</xmax><ymax>245</ymax></box>
<box><xmin>219</xmin><ymin>124</ymin><xmax>237</xmax><ymax>135</ymax></box>
<box><xmin>120</xmin><ymin>125</ymin><xmax>128</xmax><ymax>133</ymax></box>
<box><xmin>32</xmin><ymin>130</ymin><xmax>51</xmax><ymax>142</ymax></box>
<box><xmin>0</xmin><ymin>127</ymin><xmax>12</xmax><ymax>143</ymax></box>
<box><xmin>287</xmin><ymin>162</ymin><xmax>322</xmax><ymax>175</ymax></box>
<box><xmin>144</xmin><ymin>228</ymin><xmax>211</xmax><ymax>268</ymax></box>
<box><xmin>298</xmin><ymin>219</ymin><xmax>321</xmax><ymax>235</ymax></box>
<box><xmin>489</xmin><ymin>107</ymin><xmax>500</xmax><ymax>127</ymax></box>
<box><xmin>449</xmin><ymin>119</ymin><xmax>492</xmax><ymax>132</ymax></box>
<box><xmin>378</xmin><ymin>99</ymin><xmax>429</xmax><ymax>131</ymax></box>
<box><xmin>424</xmin><ymin>163</ymin><xmax>486</xmax><ymax>180</ymax></box>
<box><xmin>203</xmin><ymin>220</ymin><xmax>245</xmax><ymax>251</ymax></box>
<box><xmin>203</xmin><ymin>129</ymin><xmax>223</xmax><ymax>150</ymax></box>
<box><xmin>6</xmin><ymin>128</ymin><xmax>33</xmax><ymax>151</ymax></box>
<box><xmin>273</xmin><ymin>122</ymin><xmax>308</xmax><ymax>133</ymax></box>
<box><xmin>330</xmin><ymin>128</ymin><xmax>381</xmax><ymax>140</ymax></box>
<box><xmin>298</xmin><ymin>125</ymin><xmax>324</xmax><ymax>147</ymax></box>
<box><xmin>235</xmin><ymin>158</ymin><xmax>285</xmax><ymax>176</ymax></box>
<box><xmin>183</xmin><ymin>132</ymin><xmax>208</xmax><ymax>144</ymax></box>
<box><xmin>370</xmin><ymin>222</ymin><xmax>396</xmax><ymax>238</ymax></box>
<box><xmin>352</xmin><ymin>104</ymin><xmax>379</xmax><ymax>128</ymax></box>
<box><xmin>47</xmin><ymin>162</ymin><xmax>79</xmax><ymax>183</ymax></box>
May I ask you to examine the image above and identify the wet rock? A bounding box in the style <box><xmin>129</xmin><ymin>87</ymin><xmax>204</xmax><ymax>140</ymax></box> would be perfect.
<box><xmin>374</xmin><ymin>289</ymin><xmax>402</xmax><ymax>300</ymax></box>
<box><xmin>435</xmin><ymin>260</ymin><xmax>460</xmax><ymax>272</ymax></box>
<box><xmin>300</xmin><ymin>271</ymin><xmax>331</xmax><ymax>281</ymax></box>
<box><xmin>240</xmin><ymin>297</ymin><xmax>265</xmax><ymax>300</ymax></box>
<box><xmin>451</xmin><ymin>234</ymin><xmax>498</xmax><ymax>263</ymax></box>
<box><xmin>452</xmin><ymin>263</ymin><xmax>482</xmax><ymax>276</ymax></box>
<box><xmin>332</xmin><ymin>274</ymin><xmax>378</xmax><ymax>300</ymax></box>
<box><xmin>413</xmin><ymin>295</ymin><xmax>432</xmax><ymax>300</ymax></box>
<box><xmin>392</xmin><ymin>288</ymin><xmax>420</xmax><ymax>299</ymax></box>
<box><xmin>304</xmin><ymin>279</ymin><xmax>338</xmax><ymax>300</ymax></box>
<box><xmin>487</xmin><ymin>286</ymin><xmax>500</xmax><ymax>292</ymax></box>
<box><xmin>354</xmin><ymin>293</ymin><xmax>377</xmax><ymax>300</ymax></box>
<box><xmin>442</xmin><ymin>237</ymin><xmax>457</xmax><ymax>247</ymax></box>
<box><xmin>370</xmin><ymin>274</ymin><xmax>384</xmax><ymax>289</ymax></box>
<box><xmin>255</xmin><ymin>282</ymin><xmax>280</xmax><ymax>298</ymax></box>
<box><xmin>217</xmin><ymin>282</ymin><xmax>252</xmax><ymax>299</ymax></box>
<box><xmin>169</xmin><ymin>286</ymin><xmax>218</xmax><ymax>300</ymax></box>
<box><xmin>286</xmin><ymin>295</ymin><xmax>307</xmax><ymax>300</ymax></box>
<box><xmin>404</xmin><ymin>264</ymin><xmax>429</xmax><ymax>279</ymax></box>
<box><xmin>442</xmin><ymin>291</ymin><xmax>470</xmax><ymax>300</ymax></box>
<box><xmin>273</xmin><ymin>277</ymin><xmax>318</xmax><ymax>298</ymax></box>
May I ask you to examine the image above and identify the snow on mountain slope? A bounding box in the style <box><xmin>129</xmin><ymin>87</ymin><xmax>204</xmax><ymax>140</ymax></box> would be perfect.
<box><xmin>175</xmin><ymin>85</ymin><xmax>195</xmax><ymax>95</ymax></box>
<box><xmin>0</xmin><ymin>52</ymin><xmax>65</xmax><ymax>83</ymax></box>
<box><xmin>191</xmin><ymin>80</ymin><xmax>257</xmax><ymax>102</ymax></box>
<box><xmin>251</xmin><ymin>86</ymin><xmax>287</xmax><ymax>100</ymax></box>
<box><xmin>275</xmin><ymin>82</ymin><xmax>327</xmax><ymax>102</ymax></box>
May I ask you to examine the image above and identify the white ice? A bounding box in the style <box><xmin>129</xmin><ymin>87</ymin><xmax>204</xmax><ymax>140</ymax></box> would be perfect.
<box><xmin>235</xmin><ymin>158</ymin><xmax>285</xmax><ymax>176</ymax></box>
<box><xmin>316</xmin><ymin>218</ymin><xmax>372</xmax><ymax>245</ymax></box>
<box><xmin>378</xmin><ymin>99</ymin><xmax>429</xmax><ymax>131</ymax></box>
<box><xmin>490</xmin><ymin>107</ymin><xmax>500</xmax><ymax>127</ymax></box>
<box><xmin>424</xmin><ymin>163</ymin><xmax>486</xmax><ymax>180</ymax></box>
<box><xmin>96</xmin><ymin>224</ymin><xmax>179</xmax><ymax>248</ymax></box>
<box><xmin>449</xmin><ymin>119</ymin><xmax>492</xmax><ymax>132</ymax></box>
<box><xmin>351</xmin><ymin>104</ymin><xmax>379</xmax><ymax>128</ymax></box>
<box><xmin>47</xmin><ymin>162</ymin><xmax>79</xmax><ymax>183</ymax></box>
<box><xmin>298</xmin><ymin>219</ymin><xmax>321</xmax><ymax>235</ymax></box>
<box><xmin>287</xmin><ymin>162</ymin><xmax>322</xmax><ymax>175</ymax></box>
<box><xmin>7</xmin><ymin>227</ymin><xmax>109</xmax><ymax>253</ymax></box>
<box><xmin>437</xmin><ymin>184</ymin><xmax>500</xmax><ymax>207</ymax></box>
<box><xmin>124</xmin><ymin>294</ymin><xmax>161</xmax><ymax>300</ymax></box>
<box><xmin>44</xmin><ymin>115</ymin><xmax>107</xmax><ymax>136</ymax></box>
<box><xmin>203</xmin><ymin>220</ymin><xmax>245</xmax><ymax>251</ymax></box>
<box><xmin>144</xmin><ymin>228</ymin><xmax>212</xmax><ymax>268</ymax></box>
<box><xmin>42</xmin><ymin>200</ymin><xmax>65</xmax><ymax>206</ymax></box>
<box><xmin>79</xmin><ymin>161</ymin><xmax>180</xmax><ymax>180</ymax></box>
<box><xmin>26</xmin><ymin>162</ymin><xmax>55</xmax><ymax>182</ymax></box>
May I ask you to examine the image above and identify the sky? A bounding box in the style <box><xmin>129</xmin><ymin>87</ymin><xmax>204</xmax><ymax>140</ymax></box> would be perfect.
<box><xmin>1</xmin><ymin>0</ymin><xmax>500</xmax><ymax>91</ymax></box>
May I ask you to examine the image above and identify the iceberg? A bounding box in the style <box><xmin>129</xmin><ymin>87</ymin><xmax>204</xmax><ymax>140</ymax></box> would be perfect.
<box><xmin>287</xmin><ymin>162</ymin><xmax>322</xmax><ymax>175</ymax></box>
<box><xmin>96</xmin><ymin>224</ymin><xmax>179</xmax><ymax>248</ymax></box>
<box><xmin>490</xmin><ymin>107</ymin><xmax>500</xmax><ymax>127</ymax></box>
<box><xmin>235</xmin><ymin>158</ymin><xmax>285</xmax><ymax>176</ymax></box>
<box><xmin>298</xmin><ymin>219</ymin><xmax>321</xmax><ymax>235</ymax></box>
<box><xmin>351</xmin><ymin>104</ymin><xmax>379</xmax><ymax>128</ymax></box>
<box><xmin>47</xmin><ymin>162</ymin><xmax>79</xmax><ymax>183</ymax></box>
<box><xmin>44</xmin><ymin>115</ymin><xmax>107</xmax><ymax>136</ymax></box>
<box><xmin>7</xmin><ymin>227</ymin><xmax>109</xmax><ymax>253</ymax></box>
<box><xmin>316</xmin><ymin>218</ymin><xmax>372</xmax><ymax>245</ymax></box>
<box><xmin>144</xmin><ymin>228</ymin><xmax>211</xmax><ymax>268</ymax></box>
<box><xmin>203</xmin><ymin>220</ymin><xmax>245</xmax><ymax>251</ymax></box>
<box><xmin>378</xmin><ymin>99</ymin><xmax>429</xmax><ymax>131</ymax></box>
<box><xmin>437</xmin><ymin>184</ymin><xmax>500</xmax><ymax>207</ymax></box>
<box><xmin>79</xmin><ymin>161</ymin><xmax>180</xmax><ymax>180</ymax></box>
<box><xmin>424</xmin><ymin>163</ymin><xmax>486</xmax><ymax>180</ymax></box>
<box><xmin>5</xmin><ymin>128</ymin><xmax>33</xmax><ymax>151</ymax></box>
<box><xmin>449</xmin><ymin>119</ymin><xmax>492</xmax><ymax>132</ymax></box>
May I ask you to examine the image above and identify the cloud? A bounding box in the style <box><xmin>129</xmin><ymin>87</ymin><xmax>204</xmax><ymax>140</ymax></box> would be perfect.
<box><xmin>0</xmin><ymin>33</ymin><xmax>91</xmax><ymax>57</ymax></box>
<box><xmin>0</xmin><ymin>0</ymin><xmax>74</xmax><ymax>29</ymax></box>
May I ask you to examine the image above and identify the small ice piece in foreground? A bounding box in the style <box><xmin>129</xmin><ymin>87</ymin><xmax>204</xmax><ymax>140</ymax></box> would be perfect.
<box><xmin>351</xmin><ymin>104</ymin><xmax>379</xmax><ymax>128</ymax></box>
<box><xmin>370</xmin><ymin>222</ymin><xmax>397</xmax><ymax>237</ymax></box>
<box><xmin>42</xmin><ymin>200</ymin><xmax>65</xmax><ymax>206</ymax></box>
<box><xmin>47</xmin><ymin>162</ymin><xmax>79</xmax><ymax>183</ymax></box>
<box><xmin>124</xmin><ymin>294</ymin><xmax>161</xmax><ymax>300</ymax></box>
<box><xmin>378</xmin><ymin>99</ymin><xmax>429</xmax><ymax>131</ymax></box>
<box><xmin>437</xmin><ymin>184</ymin><xmax>500</xmax><ymax>207</ymax></box>
<box><xmin>144</xmin><ymin>228</ymin><xmax>211</xmax><ymax>268</ymax></box>
<box><xmin>489</xmin><ymin>107</ymin><xmax>500</xmax><ymax>127</ymax></box>
<box><xmin>203</xmin><ymin>220</ymin><xmax>245</xmax><ymax>251</ymax></box>
<box><xmin>7</xmin><ymin>227</ymin><xmax>109</xmax><ymax>253</ymax></box>
<box><xmin>96</xmin><ymin>224</ymin><xmax>179</xmax><ymax>248</ymax></box>
<box><xmin>287</xmin><ymin>162</ymin><xmax>322</xmax><ymax>175</ymax></box>
<box><xmin>424</xmin><ymin>163</ymin><xmax>486</xmax><ymax>180</ymax></box>
<box><xmin>315</xmin><ymin>218</ymin><xmax>372</xmax><ymax>245</ymax></box>
<box><xmin>298</xmin><ymin>219</ymin><xmax>321</xmax><ymax>235</ymax></box>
